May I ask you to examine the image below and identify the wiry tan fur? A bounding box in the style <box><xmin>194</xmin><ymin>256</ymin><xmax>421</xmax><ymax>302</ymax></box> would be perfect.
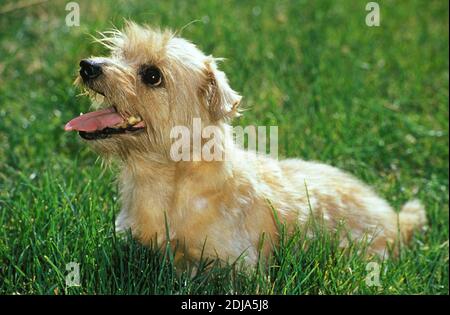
<box><xmin>75</xmin><ymin>22</ymin><xmax>427</xmax><ymax>267</ymax></box>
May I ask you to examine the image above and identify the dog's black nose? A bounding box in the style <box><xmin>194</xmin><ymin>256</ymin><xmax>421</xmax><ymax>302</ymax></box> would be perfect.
<box><xmin>79</xmin><ymin>59</ymin><xmax>102</xmax><ymax>81</ymax></box>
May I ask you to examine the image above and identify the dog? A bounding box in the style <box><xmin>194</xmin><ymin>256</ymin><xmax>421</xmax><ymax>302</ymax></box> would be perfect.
<box><xmin>65</xmin><ymin>22</ymin><xmax>426</xmax><ymax>267</ymax></box>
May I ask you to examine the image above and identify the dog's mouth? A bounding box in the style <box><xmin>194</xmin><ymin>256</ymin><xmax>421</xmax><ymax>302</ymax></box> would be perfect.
<box><xmin>64</xmin><ymin>106</ymin><xmax>145</xmax><ymax>141</ymax></box>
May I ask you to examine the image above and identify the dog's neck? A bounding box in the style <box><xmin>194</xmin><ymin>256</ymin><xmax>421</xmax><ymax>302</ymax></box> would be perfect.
<box><xmin>118</xmin><ymin>122</ymin><xmax>236</xmax><ymax>202</ymax></box>
<box><xmin>114</xmin><ymin>123</ymin><xmax>258</xmax><ymax>243</ymax></box>
<box><xmin>117</xmin><ymin>142</ymin><xmax>233</xmax><ymax>238</ymax></box>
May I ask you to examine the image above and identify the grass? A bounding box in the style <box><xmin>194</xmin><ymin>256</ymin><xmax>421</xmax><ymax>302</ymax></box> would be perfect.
<box><xmin>0</xmin><ymin>0</ymin><xmax>448</xmax><ymax>294</ymax></box>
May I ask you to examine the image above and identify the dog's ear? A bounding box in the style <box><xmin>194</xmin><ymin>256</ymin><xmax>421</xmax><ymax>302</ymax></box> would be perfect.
<box><xmin>202</xmin><ymin>58</ymin><xmax>241</xmax><ymax>121</ymax></box>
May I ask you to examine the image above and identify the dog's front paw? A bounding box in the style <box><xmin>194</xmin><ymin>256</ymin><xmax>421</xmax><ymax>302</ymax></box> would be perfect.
<box><xmin>115</xmin><ymin>209</ymin><xmax>131</xmax><ymax>234</ymax></box>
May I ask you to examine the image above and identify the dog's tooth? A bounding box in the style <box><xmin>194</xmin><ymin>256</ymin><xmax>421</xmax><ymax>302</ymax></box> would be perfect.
<box><xmin>110</xmin><ymin>116</ymin><xmax>142</xmax><ymax>129</ymax></box>
<box><xmin>127</xmin><ymin>116</ymin><xmax>141</xmax><ymax>125</ymax></box>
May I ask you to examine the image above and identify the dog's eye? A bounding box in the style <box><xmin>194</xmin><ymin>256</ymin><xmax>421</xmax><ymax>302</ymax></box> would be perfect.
<box><xmin>140</xmin><ymin>66</ymin><xmax>162</xmax><ymax>87</ymax></box>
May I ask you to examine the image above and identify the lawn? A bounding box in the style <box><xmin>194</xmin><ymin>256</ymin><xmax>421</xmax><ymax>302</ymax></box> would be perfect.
<box><xmin>0</xmin><ymin>0</ymin><xmax>448</xmax><ymax>294</ymax></box>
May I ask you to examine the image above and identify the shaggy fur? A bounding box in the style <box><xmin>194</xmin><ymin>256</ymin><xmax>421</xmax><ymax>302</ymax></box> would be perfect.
<box><xmin>68</xmin><ymin>22</ymin><xmax>426</xmax><ymax>267</ymax></box>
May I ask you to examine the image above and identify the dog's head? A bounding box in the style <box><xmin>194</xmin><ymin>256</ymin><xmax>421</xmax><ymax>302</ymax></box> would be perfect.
<box><xmin>65</xmin><ymin>22</ymin><xmax>241</xmax><ymax>160</ymax></box>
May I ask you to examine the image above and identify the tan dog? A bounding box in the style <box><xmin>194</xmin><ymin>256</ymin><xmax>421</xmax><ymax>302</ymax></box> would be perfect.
<box><xmin>65</xmin><ymin>22</ymin><xmax>426</xmax><ymax>267</ymax></box>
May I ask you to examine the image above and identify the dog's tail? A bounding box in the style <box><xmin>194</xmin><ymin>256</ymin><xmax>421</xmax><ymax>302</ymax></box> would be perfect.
<box><xmin>399</xmin><ymin>199</ymin><xmax>427</xmax><ymax>242</ymax></box>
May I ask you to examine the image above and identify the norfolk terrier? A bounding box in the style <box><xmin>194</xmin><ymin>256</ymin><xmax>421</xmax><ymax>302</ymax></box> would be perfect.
<box><xmin>65</xmin><ymin>22</ymin><xmax>426</xmax><ymax>267</ymax></box>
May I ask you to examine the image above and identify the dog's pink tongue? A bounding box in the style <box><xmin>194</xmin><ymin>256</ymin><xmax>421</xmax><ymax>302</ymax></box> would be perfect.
<box><xmin>64</xmin><ymin>107</ymin><xmax>125</xmax><ymax>132</ymax></box>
